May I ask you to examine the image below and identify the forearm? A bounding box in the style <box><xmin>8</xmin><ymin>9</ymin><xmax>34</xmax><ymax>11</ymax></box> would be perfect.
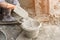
<box><xmin>0</xmin><ymin>2</ymin><xmax>7</xmax><ymax>8</ymax></box>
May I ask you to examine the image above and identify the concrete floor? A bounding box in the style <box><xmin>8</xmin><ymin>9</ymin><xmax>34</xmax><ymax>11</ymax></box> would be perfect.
<box><xmin>0</xmin><ymin>24</ymin><xmax>22</xmax><ymax>40</ymax></box>
<box><xmin>16</xmin><ymin>23</ymin><xmax>60</xmax><ymax>40</ymax></box>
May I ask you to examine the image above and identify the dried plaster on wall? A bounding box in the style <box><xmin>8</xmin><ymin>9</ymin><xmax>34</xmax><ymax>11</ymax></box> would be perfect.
<box><xmin>49</xmin><ymin>0</ymin><xmax>60</xmax><ymax>17</ymax></box>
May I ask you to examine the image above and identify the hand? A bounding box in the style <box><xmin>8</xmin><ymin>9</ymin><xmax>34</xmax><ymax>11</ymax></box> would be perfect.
<box><xmin>0</xmin><ymin>2</ymin><xmax>15</xmax><ymax>9</ymax></box>
<box><xmin>7</xmin><ymin>4</ymin><xmax>15</xmax><ymax>9</ymax></box>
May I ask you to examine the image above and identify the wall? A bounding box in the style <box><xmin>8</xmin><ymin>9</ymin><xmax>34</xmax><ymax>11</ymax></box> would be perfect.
<box><xmin>35</xmin><ymin>0</ymin><xmax>49</xmax><ymax>16</ymax></box>
<box><xmin>34</xmin><ymin>0</ymin><xmax>50</xmax><ymax>22</ymax></box>
<box><xmin>49</xmin><ymin>0</ymin><xmax>60</xmax><ymax>17</ymax></box>
<box><xmin>18</xmin><ymin>0</ymin><xmax>60</xmax><ymax>22</ymax></box>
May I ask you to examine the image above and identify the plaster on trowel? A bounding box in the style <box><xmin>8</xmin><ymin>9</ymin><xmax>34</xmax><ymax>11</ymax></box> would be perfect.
<box><xmin>14</xmin><ymin>6</ymin><xmax>28</xmax><ymax>18</ymax></box>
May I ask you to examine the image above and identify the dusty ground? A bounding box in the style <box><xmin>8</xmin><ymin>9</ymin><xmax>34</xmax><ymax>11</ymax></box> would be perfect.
<box><xmin>16</xmin><ymin>22</ymin><xmax>60</xmax><ymax>40</ymax></box>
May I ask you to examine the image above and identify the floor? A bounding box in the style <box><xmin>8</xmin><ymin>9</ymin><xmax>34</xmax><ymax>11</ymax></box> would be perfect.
<box><xmin>16</xmin><ymin>23</ymin><xmax>60</xmax><ymax>40</ymax></box>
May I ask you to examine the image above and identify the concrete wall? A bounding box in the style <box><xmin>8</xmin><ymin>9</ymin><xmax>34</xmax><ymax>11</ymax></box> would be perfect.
<box><xmin>34</xmin><ymin>0</ymin><xmax>50</xmax><ymax>22</ymax></box>
<box><xmin>35</xmin><ymin>0</ymin><xmax>49</xmax><ymax>16</ymax></box>
<box><xmin>18</xmin><ymin>0</ymin><xmax>49</xmax><ymax>19</ymax></box>
<box><xmin>18</xmin><ymin>0</ymin><xmax>60</xmax><ymax>22</ymax></box>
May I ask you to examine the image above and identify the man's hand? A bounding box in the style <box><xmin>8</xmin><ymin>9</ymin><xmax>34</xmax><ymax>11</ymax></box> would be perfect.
<box><xmin>0</xmin><ymin>2</ymin><xmax>15</xmax><ymax>9</ymax></box>
<box><xmin>7</xmin><ymin>3</ymin><xmax>15</xmax><ymax>9</ymax></box>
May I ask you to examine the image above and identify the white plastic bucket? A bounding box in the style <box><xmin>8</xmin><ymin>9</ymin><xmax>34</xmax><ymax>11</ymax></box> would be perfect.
<box><xmin>21</xmin><ymin>18</ymin><xmax>42</xmax><ymax>38</ymax></box>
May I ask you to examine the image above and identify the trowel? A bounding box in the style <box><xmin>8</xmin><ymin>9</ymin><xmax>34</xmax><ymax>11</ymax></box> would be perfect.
<box><xmin>13</xmin><ymin>6</ymin><xmax>42</xmax><ymax>32</ymax></box>
<box><xmin>13</xmin><ymin>6</ymin><xmax>34</xmax><ymax>23</ymax></box>
<box><xmin>13</xmin><ymin>6</ymin><xmax>28</xmax><ymax>19</ymax></box>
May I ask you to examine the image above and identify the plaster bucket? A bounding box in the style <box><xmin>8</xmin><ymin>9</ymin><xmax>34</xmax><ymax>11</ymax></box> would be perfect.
<box><xmin>21</xmin><ymin>19</ymin><xmax>42</xmax><ymax>38</ymax></box>
<box><xmin>0</xmin><ymin>31</ymin><xmax>6</xmax><ymax>40</ymax></box>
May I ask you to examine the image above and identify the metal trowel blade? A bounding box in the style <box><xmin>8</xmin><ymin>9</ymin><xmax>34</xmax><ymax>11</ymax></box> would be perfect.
<box><xmin>14</xmin><ymin>6</ymin><xmax>28</xmax><ymax>18</ymax></box>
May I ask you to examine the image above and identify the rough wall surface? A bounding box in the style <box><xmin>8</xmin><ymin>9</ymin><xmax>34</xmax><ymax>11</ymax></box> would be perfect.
<box><xmin>18</xmin><ymin>0</ymin><xmax>60</xmax><ymax>20</ymax></box>
<box><xmin>35</xmin><ymin>0</ymin><xmax>49</xmax><ymax>16</ymax></box>
<box><xmin>49</xmin><ymin>0</ymin><xmax>60</xmax><ymax>17</ymax></box>
<box><xmin>34</xmin><ymin>0</ymin><xmax>50</xmax><ymax>22</ymax></box>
